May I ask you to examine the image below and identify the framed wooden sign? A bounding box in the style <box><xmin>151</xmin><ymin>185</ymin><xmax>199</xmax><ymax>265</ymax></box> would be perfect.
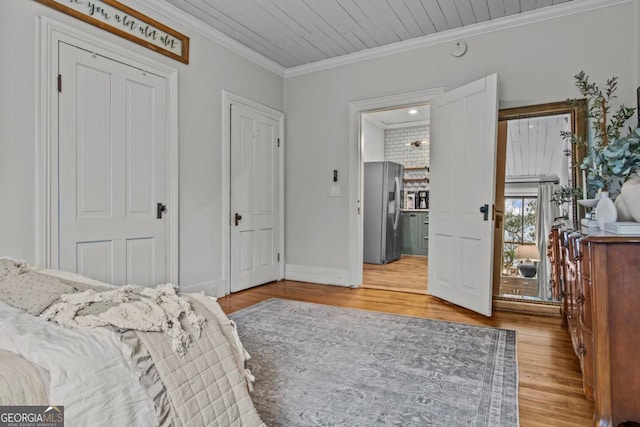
<box><xmin>36</xmin><ymin>0</ymin><xmax>189</xmax><ymax>64</ymax></box>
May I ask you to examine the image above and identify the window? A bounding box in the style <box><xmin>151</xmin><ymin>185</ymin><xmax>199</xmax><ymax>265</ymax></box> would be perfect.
<box><xmin>502</xmin><ymin>197</ymin><xmax>537</xmax><ymax>274</ymax></box>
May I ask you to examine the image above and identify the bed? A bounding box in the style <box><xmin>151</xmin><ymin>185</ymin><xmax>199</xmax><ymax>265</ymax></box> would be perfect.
<box><xmin>0</xmin><ymin>258</ymin><xmax>265</xmax><ymax>427</ymax></box>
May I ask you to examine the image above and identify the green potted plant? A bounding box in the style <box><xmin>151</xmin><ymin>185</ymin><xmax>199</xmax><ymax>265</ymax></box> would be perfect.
<box><xmin>601</xmin><ymin>129</ymin><xmax>640</xmax><ymax>178</ymax></box>
<box><xmin>551</xmin><ymin>185</ymin><xmax>583</xmax><ymax>218</ymax></box>
<box><xmin>562</xmin><ymin>71</ymin><xmax>638</xmax><ymax>197</ymax></box>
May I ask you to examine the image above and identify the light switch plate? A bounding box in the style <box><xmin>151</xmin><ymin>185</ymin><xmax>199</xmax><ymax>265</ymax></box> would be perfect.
<box><xmin>331</xmin><ymin>186</ymin><xmax>341</xmax><ymax>197</ymax></box>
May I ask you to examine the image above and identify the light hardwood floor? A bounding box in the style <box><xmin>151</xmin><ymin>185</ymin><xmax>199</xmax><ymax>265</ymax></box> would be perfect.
<box><xmin>366</xmin><ymin>255</ymin><xmax>541</xmax><ymax>300</ymax></box>
<box><xmin>362</xmin><ymin>255</ymin><xmax>428</xmax><ymax>294</ymax></box>
<box><xmin>219</xmin><ymin>281</ymin><xmax>594</xmax><ymax>427</ymax></box>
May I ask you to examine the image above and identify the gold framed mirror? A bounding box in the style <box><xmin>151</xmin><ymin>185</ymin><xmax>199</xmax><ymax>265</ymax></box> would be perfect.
<box><xmin>493</xmin><ymin>100</ymin><xmax>587</xmax><ymax>311</ymax></box>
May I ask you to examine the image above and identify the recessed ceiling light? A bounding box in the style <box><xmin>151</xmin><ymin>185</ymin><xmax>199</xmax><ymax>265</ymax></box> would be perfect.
<box><xmin>408</xmin><ymin>109</ymin><xmax>418</xmax><ymax>115</ymax></box>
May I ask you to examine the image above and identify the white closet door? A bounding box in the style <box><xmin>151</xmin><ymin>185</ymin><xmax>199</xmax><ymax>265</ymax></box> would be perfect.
<box><xmin>428</xmin><ymin>74</ymin><xmax>499</xmax><ymax>317</ymax></box>
<box><xmin>230</xmin><ymin>104</ymin><xmax>280</xmax><ymax>292</ymax></box>
<box><xmin>58</xmin><ymin>42</ymin><xmax>167</xmax><ymax>286</ymax></box>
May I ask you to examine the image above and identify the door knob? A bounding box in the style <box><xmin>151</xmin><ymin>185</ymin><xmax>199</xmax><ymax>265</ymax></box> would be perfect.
<box><xmin>156</xmin><ymin>203</ymin><xmax>167</xmax><ymax>219</ymax></box>
<box><xmin>234</xmin><ymin>213</ymin><xmax>242</xmax><ymax>226</ymax></box>
<box><xmin>479</xmin><ymin>204</ymin><xmax>489</xmax><ymax>221</ymax></box>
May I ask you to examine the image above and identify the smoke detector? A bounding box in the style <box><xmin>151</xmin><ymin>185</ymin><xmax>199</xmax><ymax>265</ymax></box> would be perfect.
<box><xmin>451</xmin><ymin>42</ymin><xmax>467</xmax><ymax>57</ymax></box>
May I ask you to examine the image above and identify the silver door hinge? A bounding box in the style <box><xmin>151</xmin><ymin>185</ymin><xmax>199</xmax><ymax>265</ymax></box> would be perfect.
<box><xmin>277</xmin><ymin>138</ymin><xmax>280</xmax><ymax>147</ymax></box>
<box><xmin>277</xmin><ymin>253</ymin><xmax>280</xmax><ymax>262</ymax></box>
<box><xmin>57</xmin><ymin>74</ymin><xmax>62</xmax><ymax>93</ymax></box>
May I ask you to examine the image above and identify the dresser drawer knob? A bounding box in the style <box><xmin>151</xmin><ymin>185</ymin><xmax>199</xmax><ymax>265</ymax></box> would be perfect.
<box><xmin>577</xmin><ymin>344</ymin><xmax>586</xmax><ymax>356</ymax></box>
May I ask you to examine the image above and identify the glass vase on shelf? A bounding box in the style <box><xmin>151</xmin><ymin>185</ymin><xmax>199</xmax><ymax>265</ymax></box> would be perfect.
<box><xmin>558</xmin><ymin>203</ymin><xmax>568</xmax><ymax>219</ymax></box>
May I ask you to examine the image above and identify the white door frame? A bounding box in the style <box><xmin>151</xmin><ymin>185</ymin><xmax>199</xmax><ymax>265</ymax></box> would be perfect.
<box><xmin>347</xmin><ymin>88</ymin><xmax>444</xmax><ymax>287</ymax></box>
<box><xmin>222</xmin><ymin>90</ymin><xmax>285</xmax><ymax>294</ymax></box>
<box><xmin>36</xmin><ymin>17</ymin><xmax>179</xmax><ymax>284</ymax></box>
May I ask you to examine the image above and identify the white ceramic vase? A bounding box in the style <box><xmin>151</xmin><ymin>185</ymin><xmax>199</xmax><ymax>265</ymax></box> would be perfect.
<box><xmin>595</xmin><ymin>191</ymin><xmax>618</xmax><ymax>230</ymax></box>
<box><xmin>615</xmin><ymin>172</ymin><xmax>640</xmax><ymax>222</ymax></box>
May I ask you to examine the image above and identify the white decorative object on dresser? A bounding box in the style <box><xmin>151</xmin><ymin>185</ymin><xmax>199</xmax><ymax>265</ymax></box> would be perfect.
<box><xmin>604</xmin><ymin>221</ymin><xmax>640</xmax><ymax>235</ymax></box>
<box><xmin>594</xmin><ymin>192</ymin><xmax>617</xmax><ymax>230</ymax></box>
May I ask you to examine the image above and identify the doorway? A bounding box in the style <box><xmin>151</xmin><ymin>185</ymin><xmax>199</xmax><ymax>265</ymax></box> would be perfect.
<box><xmin>347</xmin><ymin>88</ymin><xmax>443</xmax><ymax>289</ymax></box>
<box><xmin>354</xmin><ymin>76</ymin><xmax>500</xmax><ymax>317</ymax></box>
<box><xmin>360</xmin><ymin>105</ymin><xmax>430</xmax><ymax>295</ymax></box>
<box><xmin>222</xmin><ymin>91</ymin><xmax>285</xmax><ymax>295</ymax></box>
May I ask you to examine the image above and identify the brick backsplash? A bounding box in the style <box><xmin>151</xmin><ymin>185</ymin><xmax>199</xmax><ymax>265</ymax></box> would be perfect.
<box><xmin>384</xmin><ymin>126</ymin><xmax>430</xmax><ymax>194</ymax></box>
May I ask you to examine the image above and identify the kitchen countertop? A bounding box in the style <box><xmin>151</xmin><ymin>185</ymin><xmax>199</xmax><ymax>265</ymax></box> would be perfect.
<box><xmin>401</xmin><ymin>209</ymin><xmax>429</xmax><ymax>212</ymax></box>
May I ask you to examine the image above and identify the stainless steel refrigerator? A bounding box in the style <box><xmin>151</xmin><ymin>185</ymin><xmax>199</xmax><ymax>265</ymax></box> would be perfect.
<box><xmin>363</xmin><ymin>161</ymin><xmax>404</xmax><ymax>264</ymax></box>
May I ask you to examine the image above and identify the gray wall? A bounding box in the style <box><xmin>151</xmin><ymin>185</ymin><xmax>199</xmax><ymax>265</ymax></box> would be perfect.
<box><xmin>2</xmin><ymin>1</ymin><xmax>637</xmax><ymax>291</ymax></box>
<box><xmin>0</xmin><ymin>1</ymin><xmax>284</xmax><ymax>293</ymax></box>
<box><xmin>283</xmin><ymin>3</ymin><xmax>638</xmax><ymax>281</ymax></box>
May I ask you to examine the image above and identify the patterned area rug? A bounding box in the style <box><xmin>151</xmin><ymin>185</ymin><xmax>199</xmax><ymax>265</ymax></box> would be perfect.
<box><xmin>230</xmin><ymin>298</ymin><xmax>518</xmax><ymax>427</ymax></box>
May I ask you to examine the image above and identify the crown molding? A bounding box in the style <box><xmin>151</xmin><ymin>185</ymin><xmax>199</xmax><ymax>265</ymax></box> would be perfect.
<box><xmin>135</xmin><ymin>0</ymin><xmax>631</xmax><ymax>79</ymax></box>
<box><xmin>134</xmin><ymin>0</ymin><xmax>286</xmax><ymax>76</ymax></box>
<box><xmin>284</xmin><ymin>0</ymin><xmax>633</xmax><ymax>78</ymax></box>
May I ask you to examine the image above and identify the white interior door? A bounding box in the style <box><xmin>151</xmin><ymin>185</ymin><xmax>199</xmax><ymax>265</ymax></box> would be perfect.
<box><xmin>58</xmin><ymin>42</ymin><xmax>167</xmax><ymax>286</ymax></box>
<box><xmin>230</xmin><ymin>104</ymin><xmax>281</xmax><ymax>292</ymax></box>
<box><xmin>428</xmin><ymin>74</ymin><xmax>499</xmax><ymax>316</ymax></box>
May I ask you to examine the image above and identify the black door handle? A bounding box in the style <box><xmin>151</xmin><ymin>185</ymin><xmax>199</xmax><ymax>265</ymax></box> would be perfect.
<box><xmin>479</xmin><ymin>204</ymin><xmax>489</xmax><ymax>221</ymax></box>
<box><xmin>157</xmin><ymin>203</ymin><xmax>166</xmax><ymax>219</ymax></box>
<box><xmin>235</xmin><ymin>213</ymin><xmax>242</xmax><ymax>226</ymax></box>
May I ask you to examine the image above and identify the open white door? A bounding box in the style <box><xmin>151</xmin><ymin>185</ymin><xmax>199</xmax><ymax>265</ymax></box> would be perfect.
<box><xmin>428</xmin><ymin>74</ymin><xmax>499</xmax><ymax>316</ymax></box>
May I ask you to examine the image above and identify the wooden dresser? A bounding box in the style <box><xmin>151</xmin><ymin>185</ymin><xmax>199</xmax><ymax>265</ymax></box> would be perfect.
<box><xmin>549</xmin><ymin>227</ymin><xmax>640</xmax><ymax>426</ymax></box>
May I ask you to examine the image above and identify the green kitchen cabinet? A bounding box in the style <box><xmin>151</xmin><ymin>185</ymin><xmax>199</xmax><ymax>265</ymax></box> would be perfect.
<box><xmin>401</xmin><ymin>211</ymin><xmax>429</xmax><ymax>256</ymax></box>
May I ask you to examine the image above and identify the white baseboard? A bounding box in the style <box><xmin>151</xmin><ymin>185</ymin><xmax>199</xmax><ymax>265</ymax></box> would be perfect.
<box><xmin>284</xmin><ymin>264</ymin><xmax>350</xmax><ymax>287</ymax></box>
<box><xmin>180</xmin><ymin>278</ymin><xmax>227</xmax><ymax>297</ymax></box>
<box><xmin>181</xmin><ymin>267</ymin><xmax>351</xmax><ymax>296</ymax></box>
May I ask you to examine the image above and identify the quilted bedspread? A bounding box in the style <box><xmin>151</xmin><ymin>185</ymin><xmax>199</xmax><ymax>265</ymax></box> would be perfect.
<box><xmin>136</xmin><ymin>293</ymin><xmax>264</xmax><ymax>426</ymax></box>
<box><xmin>0</xmin><ymin>259</ymin><xmax>265</xmax><ymax>427</ymax></box>
<box><xmin>0</xmin><ymin>349</ymin><xmax>48</xmax><ymax>405</ymax></box>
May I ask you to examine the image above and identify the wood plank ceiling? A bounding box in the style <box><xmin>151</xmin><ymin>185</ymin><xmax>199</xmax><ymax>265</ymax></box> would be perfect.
<box><xmin>163</xmin><ymin>0</ymin><xmax>572</xmax><ymax>68</ymax></box>
<box><xmin>505</xmin><ymin>114</ymin><xmax>571</xmax><ymax>180</ymax></box>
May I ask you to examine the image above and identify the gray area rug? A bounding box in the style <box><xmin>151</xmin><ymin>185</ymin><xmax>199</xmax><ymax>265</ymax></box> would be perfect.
<box><xmin>229</xmin><ymin>298</ymin><xmax>518</xmax><ymax>427</ymax></box>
